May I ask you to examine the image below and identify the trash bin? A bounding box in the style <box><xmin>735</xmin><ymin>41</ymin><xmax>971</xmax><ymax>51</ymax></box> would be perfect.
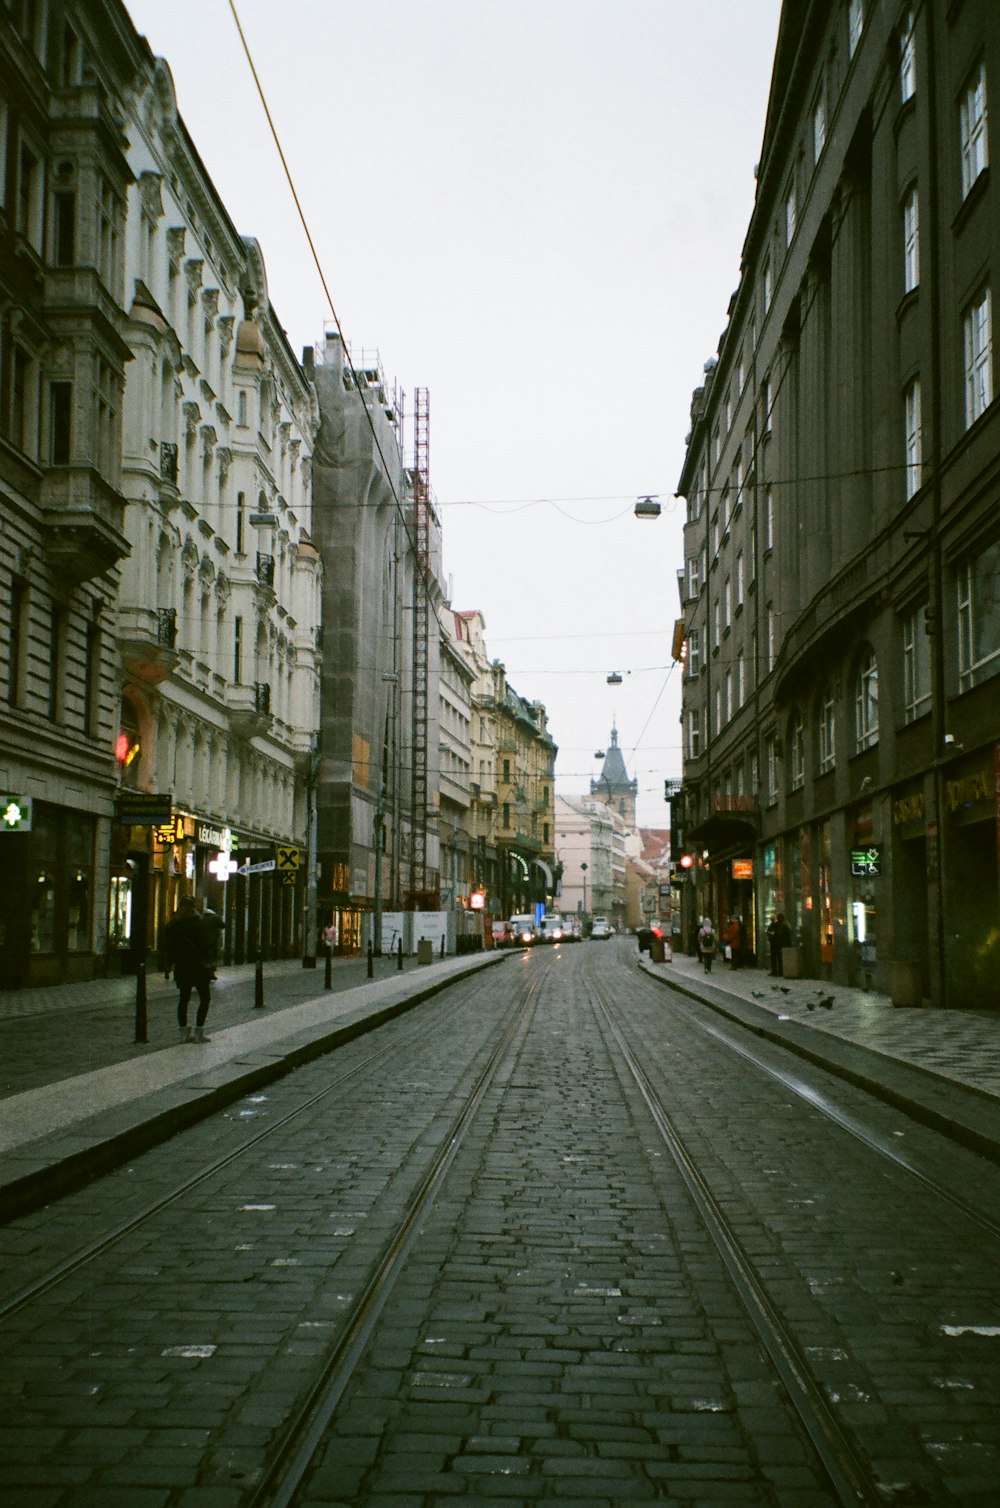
<box><xmin>417</xmin><ymin>937</ymin><xmax>433</xmax><ymax>965</ymax></box>
<box><xmin>649</xmin><ymin>935</ymin><xmax>666</xmax><ymax>963</ymax></box>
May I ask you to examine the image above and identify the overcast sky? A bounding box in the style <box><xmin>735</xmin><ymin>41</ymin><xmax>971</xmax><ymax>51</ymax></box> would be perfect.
<box><xmin>125</xmin><ymin>0</ymin><xmax>783</xmax><ymax>826</ymax></box>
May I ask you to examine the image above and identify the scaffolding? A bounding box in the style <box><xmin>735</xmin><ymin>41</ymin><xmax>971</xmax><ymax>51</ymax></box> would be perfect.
<box><xmin>409</xmin><ymin>387</ymin><xmax>431</xmax><ymax>901</ymax></box>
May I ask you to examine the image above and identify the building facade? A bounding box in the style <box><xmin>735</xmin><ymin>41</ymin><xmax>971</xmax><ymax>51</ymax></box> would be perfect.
<box><xmin>437</xmin><ymin>607</ymin><xmax>475</xmax><ymax>909</ymax></box>
<box><xmin>116</xmin><ymin>58</ymin><xmax>321</xmax><ymax>969</ymax></box>
<box><xmin>0</xmin><ymin>1</ymin><xmax>139</xmax><ymax>986</ymax></box>
<box><xmin>677</xmin><ymin>0</ymin><xmax>999</xmax><ymax>1007</ymax></box>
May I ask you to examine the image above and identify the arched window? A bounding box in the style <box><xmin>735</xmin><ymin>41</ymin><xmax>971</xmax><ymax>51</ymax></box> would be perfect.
<box><xmin>855</xmin><ymin>647</ymin><xmax>879</xmax><ymax>750</ymax></box>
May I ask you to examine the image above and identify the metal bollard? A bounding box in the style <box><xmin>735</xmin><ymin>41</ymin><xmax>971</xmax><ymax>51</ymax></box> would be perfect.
<box><xmin>367</xmin><ymin>939</ymin><xmax>374</xmax><ymax>978</ymax></box>
<box><xmin>134</xmin><ymin>958</ymin><xmax>148</xmax><ymax>1043</ymax></box>
<box><xmin>397</xmin><ymin>936</ymin><xmax>403</xmax><ymax>971</ymax></box>
<box><xmin>254</xmin><ymin>951</ymin><xmax>264</xmax><ymax>1009</ymax></box>
<box><xmin>440</xmin><ymin>934</ymin><xmax>445</xmax><ymax>959</ymax></box>
<box><xmin>324</xmin><ymin>942</ymin><xmax>332</xmax><ymax>989</ymax></box>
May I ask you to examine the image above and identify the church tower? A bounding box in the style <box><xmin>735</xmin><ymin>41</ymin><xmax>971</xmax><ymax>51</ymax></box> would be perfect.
<box><xmin>591</xmin><ymin>725</ymin><xmax>638</xmax><ymax>828</ymax></box>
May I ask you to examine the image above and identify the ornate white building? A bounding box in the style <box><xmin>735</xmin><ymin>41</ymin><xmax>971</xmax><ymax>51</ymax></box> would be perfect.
<box><xmin>113</xmin><ymin>56</ymin><xmax>321</xmax><ymax>964</ymax></box>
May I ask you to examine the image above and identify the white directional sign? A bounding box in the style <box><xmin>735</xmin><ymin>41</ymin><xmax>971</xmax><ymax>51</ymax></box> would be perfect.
<box><xmin>237</xmin><ymin>858</ymin><xmax>276</xmax><ymax>877</ymax></box>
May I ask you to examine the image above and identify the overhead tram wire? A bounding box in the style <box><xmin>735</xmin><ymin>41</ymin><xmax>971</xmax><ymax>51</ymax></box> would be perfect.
<box><xmin>225</xmin><ymin>0</ymin><xmax>434</xmax><ymax>614</ymax></box>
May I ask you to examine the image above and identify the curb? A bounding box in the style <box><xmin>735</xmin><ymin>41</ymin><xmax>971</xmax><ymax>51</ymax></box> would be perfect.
<box><xmin>0</xmin><ymin>953</ymin><xmax>504</xmax><ymax>1224</ymax></box>
<box><xmin>637</xmin><ymin>956</ymin><xmax>1000</xmax><ymax>1168</ymax></box>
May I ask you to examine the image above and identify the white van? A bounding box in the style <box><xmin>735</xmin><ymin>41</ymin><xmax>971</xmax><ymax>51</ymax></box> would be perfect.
<box><xmin>509</xmin><ymin>914</ymin><xmax>537</xmax><ymax>946</ymax></box>
<box><xmin>537</xmin><ymin>913</ymin><xmax>566</xmax><ymax>943</ymax></box>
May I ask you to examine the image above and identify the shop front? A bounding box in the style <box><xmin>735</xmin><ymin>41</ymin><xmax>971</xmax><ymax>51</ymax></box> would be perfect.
<box><xmin>1</xmin><ymin>799</ymin><xmax>100</xmax><ymax>988</ymax></box>
<box><xmin>941</xmin><ymin>748</ymin><xmax>999</xmax><ymax>1009</ymax></box>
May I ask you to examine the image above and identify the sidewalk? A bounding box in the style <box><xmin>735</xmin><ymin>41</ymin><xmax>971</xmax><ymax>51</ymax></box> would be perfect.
<box><xmin>639</xmin><ymin>945</ymin><xmax>1000</xmax><ymax>1166</ymax></box>
<box><xmin>0</xmin><ymin>951</ymin><xmax>503</xmax><ymax>1222</ymax></box>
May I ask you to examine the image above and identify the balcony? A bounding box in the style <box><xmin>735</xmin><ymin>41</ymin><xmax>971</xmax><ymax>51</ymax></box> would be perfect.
<box><xmin>226</xmin><ymin>679</ymin><xmax>271</xmax><ymax>738</ymax></box>
<box><xmin>118</xmin><ymin>606</ymin><xmax>179</xmax><ymax>685</ymax></box>
<box><xmin>40</xmin><ymin>465</ymin><xmax>129</xmax><ymax>584</ymax></box>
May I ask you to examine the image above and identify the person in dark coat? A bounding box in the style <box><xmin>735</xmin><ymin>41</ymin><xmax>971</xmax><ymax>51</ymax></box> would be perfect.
<box><xmin>766</xmin><ymin>912</ymin><xmax>792</xmax><ymax>976</ymax></box>
<box><xmin>163</xmin><ymin>895</ymin><xmax>213</xmax><ymax>1042</ymax></box>
<box><xmin>697</xmin><ymin>917</ymin><xmax>717</xmax><ymax>973</ymax></box>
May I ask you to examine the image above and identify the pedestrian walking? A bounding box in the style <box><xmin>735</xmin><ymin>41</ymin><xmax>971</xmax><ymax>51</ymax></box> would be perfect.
<box><xmin>163</xmin><ymin>895</ymin><xmax>214</xmax><ymax>1043</ymax></box>
<box><xmin>697</xmin><ymin>916</ymin><xmax>717</xmax><ymax>973</ymax></box>
<box><xmin>766</xmin><ymin>912</ymin><xmax>792</xmax><ymax>976</ymax></box>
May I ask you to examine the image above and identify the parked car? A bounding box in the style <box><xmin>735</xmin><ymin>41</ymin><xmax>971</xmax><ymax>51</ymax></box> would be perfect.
<box><xmin>590</xmin><ymin>916</ymin><xmax>612</xmax><ymax>940</ymax></box>
<box><xmin>562</xmin><ymin>917</ymin><xmax>582</xmax><ymax>942</ymax></box>
<box><xmin>509</xmin><ymin>913</ymin><xmax>537</xmax><ymax>946</ymax></box>
<box><xmin>492</xmin><ymin>919</ymin><xmax>514</xmax><ymax>949</ymax></box>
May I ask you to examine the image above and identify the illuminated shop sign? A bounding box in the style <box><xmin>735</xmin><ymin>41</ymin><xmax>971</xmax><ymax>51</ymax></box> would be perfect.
<box><xmin>731</xmin><ymin>859</ymin><xmax>754</xmax><ymax>880</ymax></box>
<box><xmin>850</xmin><ymin>845</ymin><xmax>882</xmax><ymax>877</ymax></box>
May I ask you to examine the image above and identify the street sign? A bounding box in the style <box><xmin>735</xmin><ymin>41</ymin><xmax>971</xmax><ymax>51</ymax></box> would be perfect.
<box><xmin>276</xmin><ymin>845</ymin><xmax>300</xmax><ymax>872</ymax></box>
<box><xmin>237</xmin><ymin>858</ymin><xmax>276</xmax><ymax>877</ymax></box>
<box><xmin>115</xmin><ymin>792</ymin><xmax>173</xmax><ymax>826</ymax></box>
<box><xmin>282</xmin><ymin>872</ymin><xmax>296</xmax><ymax>887</ymax></box>
<box><xmin>850</xmin><ymin>845</ymin><xmax>882</xmax><ymax>877</ymax></box>
<box><xmin>1</xmin><ymin>795</ymin><xmax>32</xmax><ymax>832</ymax></box>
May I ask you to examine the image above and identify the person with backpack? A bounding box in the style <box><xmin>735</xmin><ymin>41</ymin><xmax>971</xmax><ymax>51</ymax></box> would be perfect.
<box><xmin>697</xmin><ymin>916</ymin><xmax>717</xmax><ymax>973</ymax></box>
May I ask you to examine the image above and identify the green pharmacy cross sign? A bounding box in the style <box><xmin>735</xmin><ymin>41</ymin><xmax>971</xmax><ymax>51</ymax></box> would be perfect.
<box><xmin>850</xmin><ymin>844</ymin><xmax>882</xmax><ymax>877</ymax></box>
<box><xmin>2</xmin><ymin>796</ymin><xmax>33</xmax><ymax>832</ymax></box>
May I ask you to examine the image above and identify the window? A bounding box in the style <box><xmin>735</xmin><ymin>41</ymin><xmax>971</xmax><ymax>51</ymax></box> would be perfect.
<box><xmin>902</xmin><ymin>606</ymin><xmax>931</xmax><ymax>721</ymax></box>
<box><xmin>785</xmin><ymin>180</ymin><xmax>797</xmax><ymax>247</ymax></box>
<box><xmin>736</xmin><ymin>551</ymin><xmax>745</xmax><ymax>607</ymax></box>
<box><xmin>848</xmin><ymin>0</ymin><xmax>864</xmax><ymax>58</ymax></box>
<box><xmin>957</xmin><ymin>539</ymin><xmax>1000</xmax><ymax>691</ymax></box>
<box><xmin>502</xmin><ymin>758</ymin><xmax>511</xmax><ymax>783</ymax></box>
<box><xmin>712</xmin><ymin>598</ymin><xmax>721</xmax><ymax>649</ymax></box>
<box><xmin>899</xmin><ymin>11</ymin><xmax>916</xmax><ymax>103</ymax></box>
<box><xmin>83</xmin><ymin>619</ymin><xmax>100</xmax><ymax>736</ymax></box>
<box><xmin>766</xmin><ymin>603</ymin><xmax>776</xmax><ymax>672</ymax></box>
<box><xmin>813</xmin><ymin>91</ymin><xmax>827</xmax><ymax>162</ymax></box>
<box><xmin>766</xmin><ymin>737</ymin><xmax>778</xmax><ymax>804</ymax></box>
<box><xmin>48</xmin><ymin>381</ymin><xmax>72</xmax><ymax>465</ymax></box>
<box><xmin>16</xmin><ymin>135</ymin><xmax>43</xmax><ymax>251</ymax></box>
<box><xmin>764</xmin><ymin>485</ymin><xmax>774</xmax><ymax>550</ymax></box>
<box><xmin>789</xmin><ymin>711</ymin><xmax>805</xmax><ymax>789</ymax></box>
<box><xmin>763</xmin><ymin>257</ymin><xmax>773</xmax><ymax>313</ymax></box>
<box><xmin>714</xmin><ymin>687</ymin><xmax>723</xmax><ymax>735</ymax></box>
<box><xmin>736</xmin><ymin>650</ymin><xmax>745</xmax><ymax>709</ymax></box>
<box><xmin>95</xmin><ymin>359</ymin><xmax>118</xmax><ymax>474</ymax></box>
<box><xmin>724</xmin><ymin>669</ymin><xmax>733</xmax><ymax>723</ymax></box>
<box><xmin>10</xmin><ymin>343</ymin><xmax>37</xmax><ymax>456</ymax></box>
<box><xmin>687</xmin><ymin>708</ymin><xmax>701</xmax><ymax>759</ymax></box>
<box><xmin>902</xmin><ymin>187</ymin><xmax>919</xmax><ymax>292</ymax></box>
<box><xmin>963</xmin><ymin>288</ymin><xmax>993</xmax><ymax>428</ymax></box>
<box><xmin>53</xmin><ymin>190</ymin><xmax>76</xmax><ymax>266</ymax></box>
<box><xmin>855</xmin><ymin>648</ymin><xmax>879</xmax><ymax>750</ymax></box>
<box><xmin>818</xmin><ymin>682</ymin><xmax>836</xmax><ymax>772</ymax></box>
<box><xmin>723</xmin><ymin>577</ymin><xmax>731</xmax><ymax>629</ymax></box>
<box><xmin>687</xmin><ymin>553</ymin><xmax>701</xmax><ymax>598</ymax></box>
<box><xmin>904</xmin><ymin>379</ymin><xmax>922</xmax><ymax>499</ymax></box>
<box><xmin>959</xmin><ymin>61</ymin><xmax>989</xmax><ymax>200</ymax></box>
<box><xmin>687</xmin><ymin>626</ymin><xmax>701</xmax><ymax>676</ymax></box>
<box><xmin>233</xmin><ymin>615</ymin><xmax>243</xmax><ymax>684</ymax></box>
<box><xmin>7</xmin><ymin>579</ymin><xmax>27</xmax><ymax>706</ymax></box>
<box><xmin>60</xmin><ymin>22</ymin><xmax>82</xmax><ymax>86</ymax></box>
<box><xmin>761</xmin><ymin>372</ymin><xmax>772</xmax><ymax>431</ymax></box>
<box><xmin>48</xmin><ymin>604</ymin><xmax>65</xmax><ymax>723</ymax></box>
<box><xmin>502</xmin><ymin>801</ymin><xmax>510</xmax><ymax>830</ymax></box>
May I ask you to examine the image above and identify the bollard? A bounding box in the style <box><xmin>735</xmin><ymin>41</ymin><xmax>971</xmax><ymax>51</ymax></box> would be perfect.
<box><xmin>324</xmin><ymin>942</ymin><xmax>332</xmax><ymax>989</ymax></box>
<box><xmin>134</xmin><ymin>958</ymin><xmax>148</xmax><ymax>1043</ymax></box>
<box><xmin>254</xmin><ymin>951</ymin><xmax>264</xmax><ymax>1009</ymax></box>
<box><xmin>397</xmin><ymin>936</ymin><xmax>403</xmax><ymax>971</ymax></box>
<box><xmin>367</xmin><ymin>939</ymin><xmax>374</xmax><ymax>978</ymax></box>
<box><xmin>440</xmin><ymin>934</ymin><xmax>446</xmax><ymax>959</ymax></box>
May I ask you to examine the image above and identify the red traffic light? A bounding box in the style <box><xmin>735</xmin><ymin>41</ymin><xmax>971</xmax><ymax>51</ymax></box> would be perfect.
<box><xmin>679</xmin><ymin>853</ymin><xmax>694</xmax><ymax>870</ymax></box>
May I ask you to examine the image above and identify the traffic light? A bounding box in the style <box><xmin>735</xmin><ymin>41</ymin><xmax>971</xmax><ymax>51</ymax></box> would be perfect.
<box><xmin>115</xmin><ymin>731</ymin><xmax>141</xmax><ymax>768</ymax></box>
<box><xmin>679</xmin><ymin>853</ymin><xmax>694</xmax><ymax>870</ymax></box>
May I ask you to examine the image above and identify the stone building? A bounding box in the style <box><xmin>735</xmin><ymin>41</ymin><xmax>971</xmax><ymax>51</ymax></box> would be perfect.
<box><xmin>437</xmin><ymin>607</ymin><xmax>475</xmax><ymax>909</ymax></box>
<box><xmin>115</xmin><ymin>55</ymin><xmax>320</xmax><ymax>967</ymax></box>
<box><xmin>0</xmin><ymin>1</ymin><xmax>139</xmax><ymax>985</ymax></box>
<box><xmin>310</xmin><ymin>336</ymin><xmax>443</xmax><ymax>951</ymax></box>
<box><xmin>456</xmin><ymin>610</ymin><xmax>557</xmax><ymax>919</ymax></box>
<box><xmin>677</xmin><ymin>0</ymin><xmax>999</xmax><ymax>1006</ymax></box>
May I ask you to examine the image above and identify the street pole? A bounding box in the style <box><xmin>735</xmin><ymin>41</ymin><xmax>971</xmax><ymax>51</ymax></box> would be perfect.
<box><xmin>302</xmin><ymin>745</ymin><xmax>318</xmax><ymax>968</ymax></box>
